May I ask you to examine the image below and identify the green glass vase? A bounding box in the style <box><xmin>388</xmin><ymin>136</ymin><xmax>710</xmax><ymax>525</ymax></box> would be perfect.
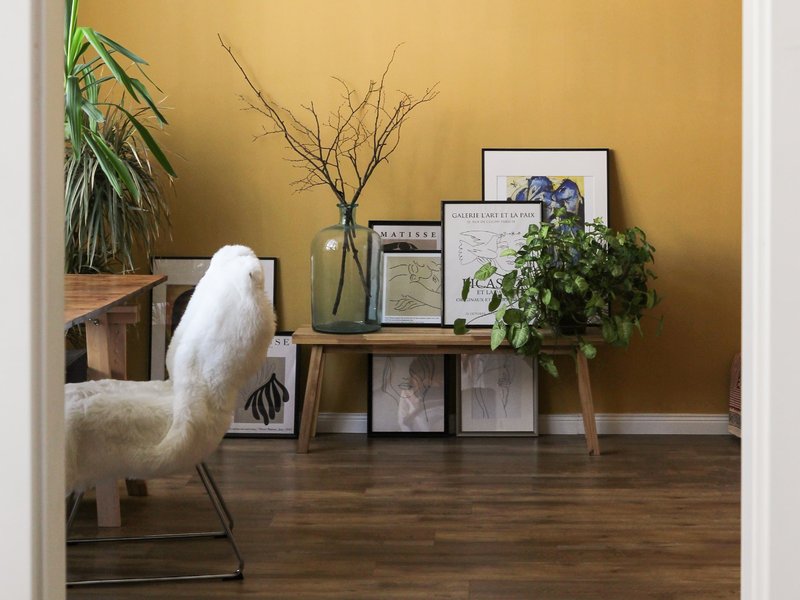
<box><xmin>311</xmin><ymin>203</ymin><xmax>382</xmax><ymax>333</ymax></box>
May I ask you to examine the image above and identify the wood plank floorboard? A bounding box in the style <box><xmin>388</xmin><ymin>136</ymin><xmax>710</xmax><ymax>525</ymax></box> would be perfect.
<box><xmin>66</xmin><ymin>434</ymin><xmax>740</xmax><ymax>599</ymax></box>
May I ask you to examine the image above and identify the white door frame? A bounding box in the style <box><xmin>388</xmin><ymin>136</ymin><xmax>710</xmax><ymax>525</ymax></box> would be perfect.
<box><xmin>0</xmin><ymin>1</ymin><xmax>65</xmax><ymax>599</ymax></box>
<box><xmin>741</xmin><ymin>0</ymin><xmax>800</xmax><ymax>597</ymax></box>
<box><xmin>0</xmin><ymin>0</ymin><xmax>793</xmax><ymax>597</ymax></box>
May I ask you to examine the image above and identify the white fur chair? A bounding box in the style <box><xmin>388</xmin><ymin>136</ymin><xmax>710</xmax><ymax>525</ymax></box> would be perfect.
<box><xmin>65</xmin><ymin>245</ymin><xmax>276</xmax><ymax>586</ymax></box>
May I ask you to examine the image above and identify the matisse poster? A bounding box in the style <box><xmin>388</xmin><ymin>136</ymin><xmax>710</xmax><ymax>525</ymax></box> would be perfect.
<box><xmin>441</xmin><ymin>201</ymin><xmax>541</xmax><ymax>327</ymax></box>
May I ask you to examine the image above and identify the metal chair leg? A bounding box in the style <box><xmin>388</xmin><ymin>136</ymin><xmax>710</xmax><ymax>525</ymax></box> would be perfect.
<box><xmin>198</xmin><ymin>461</ymin><xmax>234</xmax><ymax>531</ymax></box>
<box><xmin>66</xmin><ymin>464</ymin><xmax>244</xmax><ymax>586</ymax></box>
<box><xmin>66</xmin><ymin>491</ymin><xmax>84</xmax><ymax>534</ymax></box>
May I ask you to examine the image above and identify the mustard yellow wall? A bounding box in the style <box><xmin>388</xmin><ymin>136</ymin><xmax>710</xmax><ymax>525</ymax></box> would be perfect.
<box><xmin>83</xmin><ymin>0</ymin><xmax>741</xmax><ymax>415</ymax></box>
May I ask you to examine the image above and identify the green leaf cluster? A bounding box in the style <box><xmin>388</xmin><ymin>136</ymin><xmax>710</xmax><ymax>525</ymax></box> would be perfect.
<box><xmin>458</xmin><ymin>209</ymin><xmax>662</xmax><ymax>376</ymax></box>
<box><xmin>64</xmin><ymin>0</ymin><xmax>175</xmax><ymax>273</ymax></box>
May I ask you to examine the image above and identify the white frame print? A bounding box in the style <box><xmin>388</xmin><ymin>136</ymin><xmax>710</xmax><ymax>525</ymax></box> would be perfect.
<box><xmin>150</xmin><ymin>256</ymin><xmax>277</xmax><ymax>380</ymax></box>
<box><xmin>381</xmin><ymin>251</ymin><xmax>442</xmax><ymax>325</ymax></box>
<box><xmin>441</xmin><ymin>201</ymin><xmax>542</xmax><ymax>327</ymax></box>
<box><xmin>458</xmin><ymin>354</ymin><xmax>537</xmax><ymax>436</ymax></box>
<box><xmin>368</xmin><ymin>220</ymin><xmax>441</xmax><ymax>250</ymax></box>
<box><xmin>368</xmin><ymin>354</ymin><xmax>448</xmax><ymax>436</ymax></box>
<box><xmin>228</xmin><ymin>332</ymin><xmax>299</xmax><ymax>438</ymax></box>
<box><xmin>482</xmin><ymin>148</ymin><xmax>609</xmax><ymax>226</ymax></box>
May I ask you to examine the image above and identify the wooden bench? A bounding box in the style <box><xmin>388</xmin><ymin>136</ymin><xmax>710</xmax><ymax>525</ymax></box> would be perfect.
<box><xmin>292</xmin><ymin>326</ymin><xmax>602</xmax><ymax>455</ymax></box>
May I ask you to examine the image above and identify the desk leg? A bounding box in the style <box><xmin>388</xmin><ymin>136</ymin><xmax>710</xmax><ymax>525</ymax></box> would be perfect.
<box><xmin>85</xmin><ymin>308</ymin><xmax>147</xmax><ymax>526</ymax></box>
<box><xmin>298</xmin><ymin>345</ymin><xmax>325</xmax><ymax>454</ymax></box>
<box><xmin>576</xmin><ymin>352</ymin><xmax>601</xmax><ymax>456</ymax></box>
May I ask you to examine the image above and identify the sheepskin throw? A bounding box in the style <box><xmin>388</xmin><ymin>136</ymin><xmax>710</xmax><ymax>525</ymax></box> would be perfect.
<box><xmin>65</xmin><ymin>245</ymin><xmax>276</xmax><ymax>493</ymax></box>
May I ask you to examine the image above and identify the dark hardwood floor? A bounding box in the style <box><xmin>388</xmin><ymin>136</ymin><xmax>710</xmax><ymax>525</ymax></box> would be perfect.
<box><xmin>66</xmin><ymin>434</ymin><xmax>740</xmax><ymax>599</ymax></box>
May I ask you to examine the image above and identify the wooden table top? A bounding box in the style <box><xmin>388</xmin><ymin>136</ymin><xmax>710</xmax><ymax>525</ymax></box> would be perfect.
<box><xmin>292</xmin><ymin>325</ymin><xmax>603</xmax><ymax>352</ymax></box>
<box><xmin>64</xmin><ymin>273</ymin><xmax>166</xmax><ymax>329</ymax></box>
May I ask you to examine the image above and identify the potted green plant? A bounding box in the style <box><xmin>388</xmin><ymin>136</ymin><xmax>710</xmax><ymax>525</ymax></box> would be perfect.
<box><xmin>64</xmin><ymin>0</ymin><xmax>176</xmax><ymax>274</ymax></box>
<box><xmin>455</xmin><ymin>210</ymin><xmax>662</xmax><ymax>376</ymax></box>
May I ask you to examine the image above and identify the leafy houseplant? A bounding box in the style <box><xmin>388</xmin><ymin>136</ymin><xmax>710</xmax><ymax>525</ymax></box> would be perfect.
<box><xmin>456</xmin><ymin>210</ymin><xmax>661</xmax><ymax>376</ymax></box>
<box><xmin>64</xmin><ymin>0</ymin><xmax>176</xmax><ymax>273</ymax></box>
<box><xmin>220</xmin><ymin>39</ymin><xmax>438</xmax><ymax>332</ymax></box>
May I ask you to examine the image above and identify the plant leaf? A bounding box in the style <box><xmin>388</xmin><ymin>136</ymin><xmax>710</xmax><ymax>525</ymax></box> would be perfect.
<box><xmin>96</xmin><ymin>32</ymin><xmax>148</xmax><ymax>64</ymax></box>
<box><xmin>540</xmin><ymin>355</ymin><xmax>559</xmax><ymax>377</ymax></box>
<box><xmin>474</xmin><ymin>262</ymin><xmax>497</xmax><ymax>281</ymax></box>
<box><xmin>453</xmin><ymin>318</ymin><xmax>468</xmax><ymax>335</ymax></box>
<box><xmin>80</xmin><ymin>27</ymin><xmax>140</xmax><ymax>100</ymax></box>
<box><xmin>579</xmin><ymin>341</ymin><xmax>597</xmax><ymax>359</ymax></box>
<box><xmin>488</xmin><ymin>291</ymin><xmax>501</xmax><ymax>312</ymax></box>
<box><xmin>508</xmin><ymin>322</ymin><xmax>530</xmax><ymax>348</ymax></box>
<box><xmin>113</xmin><ymin>104</ymin><xmax>176</xmax><ymax>176</ymax></box>
<box><xmin>490</xmin><ymin>323</ymin><xmax>506</xmax><ymax>350</ymax></box>
<box><xmin>461</xmin><ymin>278</ymin><xmax>471</xmax><ymax>301</ymax></box>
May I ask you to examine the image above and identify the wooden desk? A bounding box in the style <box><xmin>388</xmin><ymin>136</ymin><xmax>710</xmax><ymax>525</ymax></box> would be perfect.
<box><xmin>64</xmin><ymin>274</ymin><xmax>166</xmax><ymax>526</ymax></box>
<box><xmin>292</xmin><ymin>326</ymin><xmax>602</xmax><ymax>456</ymax></box>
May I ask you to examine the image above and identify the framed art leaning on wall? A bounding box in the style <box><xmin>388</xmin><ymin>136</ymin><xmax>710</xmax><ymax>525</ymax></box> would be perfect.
<box><xmin>457</xmin><ymin>353</ymin><xmax>537</xmax><ymax>436</ymax></box>
<box><xmin>150</xmin><ymin>255</ymin><xmax>277</xmax><ymax>380</ymax></box>
<box><xmin>441</xmin><ymin>201</ymin><xmax>542</xmax><ymax>327</ymax></box>
<box><xmin>368</xmin><ymin>354</ymin><xmax>448</xmax><ymax>436</ymax></box>
<box><xmin>482</xmin><ymin>148</ymin><xmax>609</xmax><ymax>226</ymax></box>
<box><xmin>368</xmin><ymin>220</ymin><xmax>442</xmax><ymax>251</ymax></box>
<box><xmin>228</xmin><ymin>332</ymin><xmax>299</xmax><ymax>438</ymax></box>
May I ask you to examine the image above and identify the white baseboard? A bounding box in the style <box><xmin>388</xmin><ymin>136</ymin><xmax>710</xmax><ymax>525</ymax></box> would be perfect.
<box><xmin>315</xmin><ymin>412</ymin><xmax>730</xmax><ymax>435</ymax></box>
<box><xmin>539</xmin><ymin>413</ymin><xmax>730</xmax><ymax>435</ymax></box>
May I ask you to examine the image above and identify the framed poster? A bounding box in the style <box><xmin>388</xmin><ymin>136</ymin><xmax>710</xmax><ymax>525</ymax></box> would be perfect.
<box><xmin>368</xmin><ymin>220</ymin><xmax>441</xmax><ymax>251</ymax></box>
<box><xmin>482</xmin><ymin>148</ymin><xmax>609</xmax><ymax>226</ymax></box>
<box><xmin>457</xmin><ymin>353</ymin><xmax>537</xmax><ymax>436</ymax></box>
<box><xmin>150</xmin><ymin>255</ymin><xmax>277</xmax><ymax>380</ymax></box>
<box><xmin>441</xmin><ymin>201</ymin><xmax>541</xmax><ymax>327</ymax></box>
<box><xmin>381</xmin><ymin>251</ymin><xmax>441</xmax><ymax>325</ymax></box>
<box><xmin>227</xmin><ymin>332</ymin><xmax>299</xmax><ymax>438</ymax></box>
<box><xmin>368</xmin><ymin>354</ymin><xmax>448</xmax><ymax>436</ymax></box>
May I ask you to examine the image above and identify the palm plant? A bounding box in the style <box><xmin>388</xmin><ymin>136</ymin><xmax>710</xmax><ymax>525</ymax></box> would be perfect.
<box><xmin>65</xmin><ymin>106</ymin><xmax>170</xmax><ymax>274</ymax></box>
<box><xmin>64</xmin><ymin>0</ymin><xmax>176</xmax><ymax>273</ymax></box>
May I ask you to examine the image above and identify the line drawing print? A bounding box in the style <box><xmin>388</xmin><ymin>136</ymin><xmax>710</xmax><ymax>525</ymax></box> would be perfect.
<box><xmin>372</xmin><ymin>355</ymin><xmax>445</xmax><ymax>433</ymax></box>
<box><xmin>461</xmin><ymin>354</ymin><xmax>525</xmax><ymax>420</ymax></box>
<box><xmin>384</xmin><ymin>255</ymin><xmax>441</xmax><ymax>316</ymax></box>
<box><xmin>457</xmin><ymin>230</ymin><xmax>522</xmax><ymax>275</ymax></box>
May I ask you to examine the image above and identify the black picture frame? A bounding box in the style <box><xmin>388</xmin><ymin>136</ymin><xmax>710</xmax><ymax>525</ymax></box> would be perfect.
<box><xmin>226</xmin><ymin>331</ymin><xmax>300</xmax><ymax>438</ymax></box>
<box><xmin>440</xmin><ymin>201</ymin><xmax>542</xmax><ymax>328</ymax></box>
<box><xmin>457</xmin><ymin>354</ymin><xmax>538</xmax><ymax>437</ymax></box>
<box><xmin>368</xmin><ymin>219</ymin><xmax>442</xmax><ymax>251</ymax></box>
<box><xmin>481</xmin><ymin>148</ymin><xmax>610</xmax><ymax>226</ymax></box>
<box><xmin>149</xmin><ymin>255</ymin><xmax>277</xmax><ymax>380</ymax></box>
<box><xmin>367</xmin><ymin>354</ymin><xmax>449</xmax><ymax>436</ymax></box>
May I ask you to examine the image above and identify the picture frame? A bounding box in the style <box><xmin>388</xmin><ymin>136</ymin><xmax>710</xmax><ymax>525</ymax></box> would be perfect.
<box><xmin>227</xmin><ymin>331</ymin><xmax>299</xmax><ymax>438</ymax></box>
<box><xmin>368</xmin><ymin>354</ymin><xmax>448</xmax><ymax>436</ymax></box>
<box><xmin>457</xmin><ymin>353</ymin><xmax>538</xmax><ymax>436</ymax></box>
<box><xmin>381</xmin><ymin>251</ymin><xmax>442</xmax><ymax>326</ymax></box>
<box><xmin>441</xmin><ymin>201</ymin><xmax>542</xmax><ymax>327</ymax></box>
<box><xmin>482</xmin><ymin>148</ymin><xmax>609</xmax><ymax>226</ymax></box>
<box><xmin>368</xmin><ymin>220</ymin><xmax>442</xmax><ymax>251</ymax></box>
<box><xmin>149</xmin><ymin>255</ymin><xmax>277</xmax><ymax>380</ymax></box>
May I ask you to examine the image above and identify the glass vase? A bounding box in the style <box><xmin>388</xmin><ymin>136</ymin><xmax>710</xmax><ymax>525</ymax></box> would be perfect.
<box><xmin>311</xmin><ymin>203</ymin><xmax>382</xmax><ymax>333</ymax></box>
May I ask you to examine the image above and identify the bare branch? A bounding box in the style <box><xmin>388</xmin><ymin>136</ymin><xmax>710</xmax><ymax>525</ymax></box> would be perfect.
<box><xmin>220</xmin><ymin>35</ymin><xmax>437</xmax><ymax>209</ymax></box>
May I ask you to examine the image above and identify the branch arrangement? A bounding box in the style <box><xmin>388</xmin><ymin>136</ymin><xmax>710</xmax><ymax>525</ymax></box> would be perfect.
<box><xmin>220</xmin><ymin>38</ymin><xmax>438</xmax><ymax>316</ymax></box>
<box><xmin>219</xmin><ymin>36</ymin><xmax>438</xmax><ymax>206</ymax></box>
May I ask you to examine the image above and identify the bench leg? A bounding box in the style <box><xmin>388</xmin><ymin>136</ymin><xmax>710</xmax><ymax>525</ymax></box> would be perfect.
<box><xmin>297</xmin><ymin>345</ymin><xmax>324</xmax><ymax>453</ymax></box>
<box><xmin>576</xmin><ymin>352</ymin><xmax>601</xmax><ymax>456</ymax></box>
